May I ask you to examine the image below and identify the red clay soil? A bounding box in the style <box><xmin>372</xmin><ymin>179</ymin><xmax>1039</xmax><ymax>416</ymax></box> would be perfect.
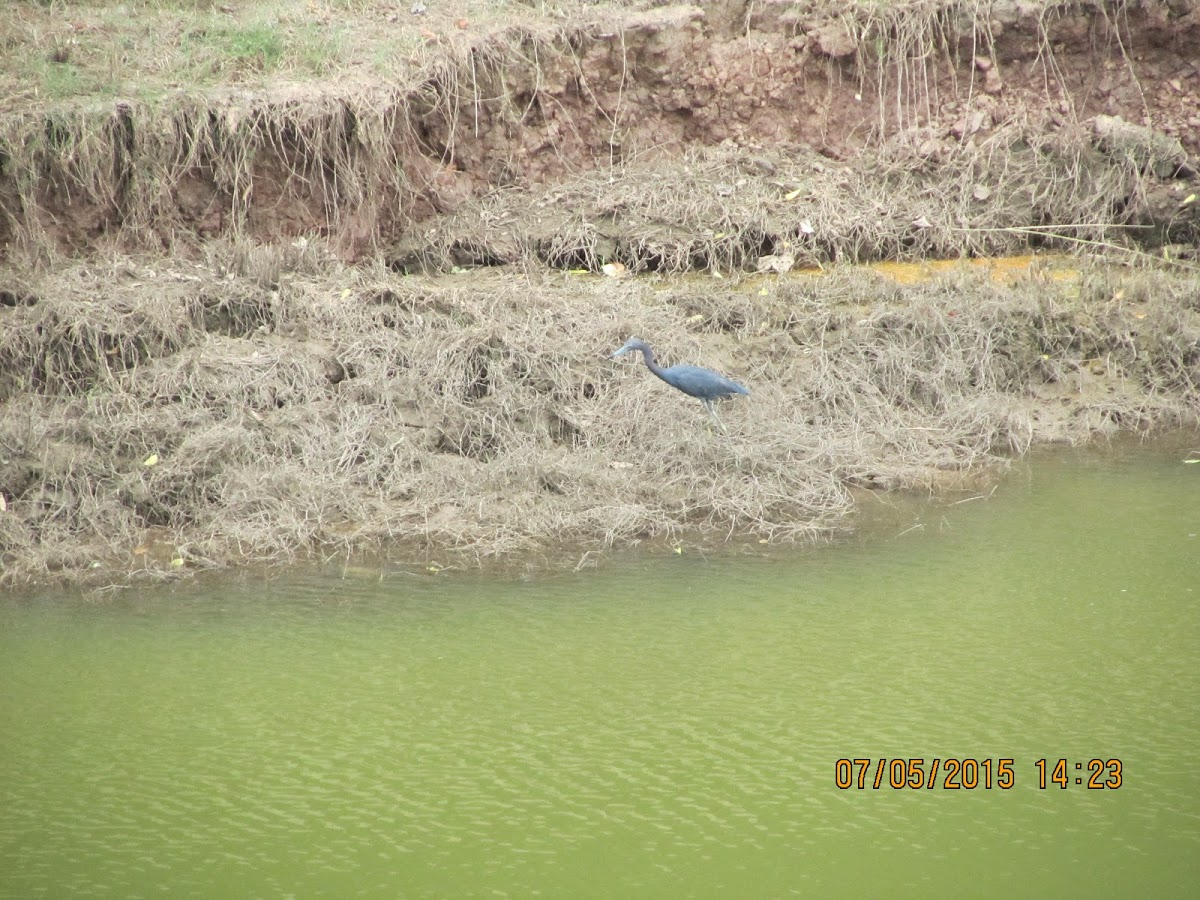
<box><xmin>1</xmin><ymin>0</ymin><xmax>1198</xmax><ymax>259</ymax></box>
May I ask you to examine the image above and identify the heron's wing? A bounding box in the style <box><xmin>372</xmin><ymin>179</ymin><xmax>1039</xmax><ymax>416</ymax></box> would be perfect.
<box><xmin>660</xmin><ymin>364</ymin><xmax>750</xmax><ymax>398</ymax></box>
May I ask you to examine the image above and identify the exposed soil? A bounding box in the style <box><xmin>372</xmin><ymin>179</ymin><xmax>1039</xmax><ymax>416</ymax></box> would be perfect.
<box><xmin>3</xmin><ymin>0</ymin><xmax>1199</xmax><ymax>259</ymax></box>
<box><xmin>1</xmin><ymin>0</ymin><xmax>1198</xmax><ymax>586</ymax></box>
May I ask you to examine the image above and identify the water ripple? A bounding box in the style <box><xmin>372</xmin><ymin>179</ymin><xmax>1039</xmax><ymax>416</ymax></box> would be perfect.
<box><xmin>2</xmin><ymin>439</ymin><xmax>1198</xmax><ymax>897</ymax></box>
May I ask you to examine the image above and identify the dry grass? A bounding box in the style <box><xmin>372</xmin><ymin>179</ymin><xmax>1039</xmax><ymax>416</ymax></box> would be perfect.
<box><xmin>0</xmin><ymin>0</ymin><xmax>591</xmax><ymax>104</ymax></box>
<box><xmin>410</xmin><ymin>126</ymin><xmax>1159</xmax><ymax>275</ymax></box>
<box><xmin>1</xmin><ymin>243</ymin><xmax>1196</xmax><ymax>586</ymax></box>
<box><xmin>0</xmin><ymin>0</ymin><xmax>605</xmax><ymax>258</ymax></box>
<box><xmin>7</xmin><ymin>0</ymin><xmax>1186</xmax><ymax>264</ymax></box>
<box><xmin>0</xmin><ymin>0</ymin><xmax>1196</xmax><ymax>586</ymax></box>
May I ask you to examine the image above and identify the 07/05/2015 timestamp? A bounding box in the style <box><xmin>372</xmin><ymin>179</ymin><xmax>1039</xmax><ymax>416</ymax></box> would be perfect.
<box><xmin>834</xmin><ymin>758</ymin><xmax>1123</xmax><ymax>790</ymax></box>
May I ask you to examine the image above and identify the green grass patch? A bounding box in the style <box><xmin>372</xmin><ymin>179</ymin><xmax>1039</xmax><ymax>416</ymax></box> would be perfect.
<box><xmin>182</xmin><ymin>24</ymin><xmax>285</xmax><ymax>75</ymax></box>
<box><xmin>34</xmin><ymin>60</ymin><xmax>86</xmax><ymax>101</ymax></box>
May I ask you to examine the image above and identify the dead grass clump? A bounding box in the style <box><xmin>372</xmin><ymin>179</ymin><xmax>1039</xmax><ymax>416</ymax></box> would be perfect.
<box><xmin>0</xmin><ymin>270</ymin><xmax>194</xmax><ymax>401</ymax></box>
<box><xmin>418</xmin><ymin>128</ymin><xmax>1152</xmax><ymax>276</ymax></box>
<box><xmin>753</xmin><ymin>274</ymin><xmax>1037</xmax><ymax>487</ymax></box>
<box><xmin>2</xmin><ymin>247</ymin><xmax>1198</xmax><ymax>586</ymax></box>
<box><xmin>1073</xmin><ymin>267</ymin><xmax>1200</xmax><ymax>404</ymax></box>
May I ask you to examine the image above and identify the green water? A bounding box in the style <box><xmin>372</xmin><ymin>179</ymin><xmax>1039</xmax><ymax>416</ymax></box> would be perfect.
<box><xmin>2</xmin><ymin>438</ymin><xmax>1198</xmax><ymax>898</ymax></box>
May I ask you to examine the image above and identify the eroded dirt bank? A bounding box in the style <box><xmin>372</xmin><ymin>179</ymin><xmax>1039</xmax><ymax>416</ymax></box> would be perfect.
<box><xmin>1</xmin><ymin>0</ymin><xmax>1198</xmax><ymax>260</ymax></box>
<box><xmin>1</xmin><ymin>0</ymin><xmax>1199</xmax><ymax>586</ymax></box>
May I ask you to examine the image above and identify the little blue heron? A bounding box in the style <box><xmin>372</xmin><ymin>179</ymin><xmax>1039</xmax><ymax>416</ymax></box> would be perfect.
<box><xmin>610</xmin><ymin>337</ymin><xmax>749</xmax><ymax>428</ymax></box>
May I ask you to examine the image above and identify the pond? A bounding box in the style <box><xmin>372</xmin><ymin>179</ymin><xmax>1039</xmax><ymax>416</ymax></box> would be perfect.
<box><xmin>2</xmin><ymin>435</ymin><xmax>1198</xmax><ymax>897</ymax></box>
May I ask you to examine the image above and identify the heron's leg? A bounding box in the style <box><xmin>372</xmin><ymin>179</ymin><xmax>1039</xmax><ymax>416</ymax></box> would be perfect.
<box><xmin>702</xmin><ymin>399</ymin><xmax>728</xmax><ymax>433</ymax></box>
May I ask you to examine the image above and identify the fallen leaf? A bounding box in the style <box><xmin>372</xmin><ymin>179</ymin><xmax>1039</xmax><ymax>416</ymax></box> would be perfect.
<box><xmin>0</xmin><ymin>494</ymin><xmax>6</xmax><ymax>512</ymax></box>
<box><xmin>340</xmin><ymin>288</ymin><xmax>351</xmax><ymax>300</ymax></box>
<box><xmin>799</xmin><ymin>219</ymin><xmax>815</xmax><ymax>234</ymax></box>
<box><xmin>170</xmin><ymin>557</ymin><xmax>184</xmax><ymax>568</ymax></box>
<box><xmin>143</xmin><ymin>453</ymin><xmax>158</xmax><ymax>467</ymax></box>
<box><xmin>600</xmin><ymin>262</ymin><xmax>627</xmax><ymax>278</ymax></box>
<box><xmin>783</xmin><ymin>188</ymin><xmax>803</xmax><ymax>201</ymax></box>
<box><xmin>912</xmin><ymin>215</ymin><xmax>932</xmax><ymax>228</ymax></box>
<box><xmin>972</xmin><ymin>184</ymin><xmax>991</xmax><ymax>201</ymax></box>
<box><xmin>1182</xmin><ymin>194</ymin><xmax>1196</xmax><ymax>206</ymax></box>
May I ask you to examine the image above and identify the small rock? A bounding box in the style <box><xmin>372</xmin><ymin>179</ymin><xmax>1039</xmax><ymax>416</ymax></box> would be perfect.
<box><xmin>756</xmin><ymin>254</ymin><xmax>796</xmax><ymax>274</ymax></box>
<box><xmin>745</xmin><ymin>156</ymin><xmax>777</xmax><ymax>175</ymax></box>
<box><xmin>983</xmin><ymin>68</ymin><xmax>1003</xmax><ymax>94</ymax></box>
<box><xmin>991</xmin><ymin>0</ymin><xmax>1021</xmax><ymax>25</ymax></box>
<box><xmin>974</xmin><ymin>56</ymin><xmax>993</xmax><ymax>72</ymax></box>
<box><xmin>1094</xmin><ymin>114</ymin><xmax>1193</xmax><ymax>177</ymax></box>
<box><xmin>811</xmin><ymin>23</ymin><xmax>856</xmax><ymax>59</ymax></box>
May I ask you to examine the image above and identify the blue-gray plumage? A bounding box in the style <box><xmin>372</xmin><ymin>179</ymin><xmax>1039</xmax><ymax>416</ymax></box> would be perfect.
<box><xmin>610</xmin><ymin>337</ymin><xmax>749</xmax><ymax>427</ymax></box>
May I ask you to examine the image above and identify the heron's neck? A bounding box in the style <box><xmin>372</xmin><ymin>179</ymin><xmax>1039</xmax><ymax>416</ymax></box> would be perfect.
<box><xmin>637</xmin><ymin>346</ymin><xmax>662</xmax><ymax>375</ymax></box>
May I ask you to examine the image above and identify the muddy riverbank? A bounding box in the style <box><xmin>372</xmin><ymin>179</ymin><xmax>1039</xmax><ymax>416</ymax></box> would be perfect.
<box><xmin>1</xmin><ymin>0</ymin><xmax>1198</xmax><ymax>585</ymax></box>
<box><xmin>2</xmin><ymin>251</ymin><xmax>1197</xmax><ymax>585</ymax></box>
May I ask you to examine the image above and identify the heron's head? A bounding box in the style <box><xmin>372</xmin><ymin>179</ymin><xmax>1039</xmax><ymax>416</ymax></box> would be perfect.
<box><xmin>611</xmin><ymin>337</ymin><xmax>649</xmax><ymax>359</ymax></box>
